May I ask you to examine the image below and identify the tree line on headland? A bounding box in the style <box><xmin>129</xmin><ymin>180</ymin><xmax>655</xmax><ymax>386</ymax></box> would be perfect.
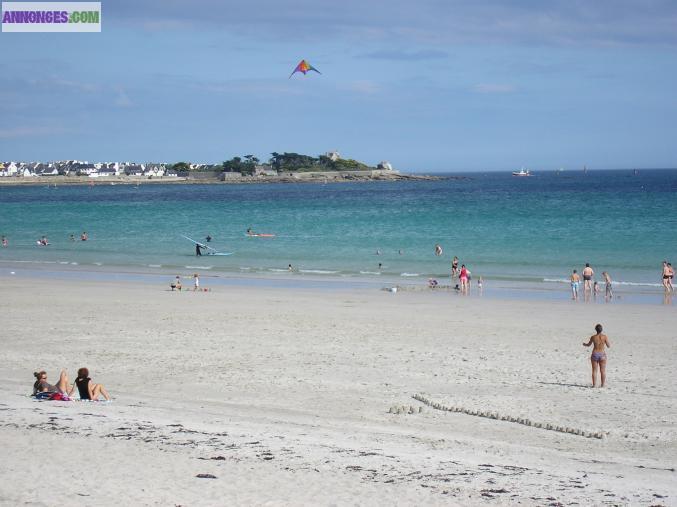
<box><xmin>168</xmin><ymin>152</ymin><xmax>374</xmax><ymax>175</ymax></box>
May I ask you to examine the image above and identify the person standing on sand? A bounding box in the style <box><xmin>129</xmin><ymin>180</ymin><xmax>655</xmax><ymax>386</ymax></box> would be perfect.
<box><xmin>582</xmin><ymin>263</ymin><xmax>594</xmax><ymax>293</ymax></box>
<box><xmin>570</xmin><ymin>269</ymin><xmax>580</xmax><ymax>300</ymax></box>
<box><xmin>583</xmin><ymin>324</ymin><xmax>611</xmax><ymax>387</ymax></box>
<box><xmin>193</xmin><ymin>273</ymin><xmax>200</xmax><ymax>291</ymax></box>
<box><xmin>602</xmin><ymin>271</ymin><xmax>613</xmax><ymax>299</ymax></box>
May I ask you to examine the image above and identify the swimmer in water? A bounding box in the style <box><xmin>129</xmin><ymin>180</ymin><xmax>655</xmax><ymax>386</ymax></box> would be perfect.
<box><xmin>602</xmin><ymin>271</ymin><xmax>613</xmax><ymax>299</ymax></box>
<box><xmin>451</xmin><ymin>256</ymin><xmax>459</xmax><ymax>278</ymax></box>
<box><xmin>434</xmin><ymin>244</ymin><xmax>442</xmax><ymax>256</ymax></box>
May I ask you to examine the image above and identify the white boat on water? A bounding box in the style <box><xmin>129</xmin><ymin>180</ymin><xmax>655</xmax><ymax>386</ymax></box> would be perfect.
<box><xmin>512</xmin><ymin>168</ymin><xmax>532</xmax><ymax>177</ymax></box>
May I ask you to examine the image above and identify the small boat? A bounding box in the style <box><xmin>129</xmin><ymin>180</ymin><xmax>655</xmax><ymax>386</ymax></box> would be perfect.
<box><xmin>512</xmin><ymin>168</ymin><xmax>532</xmax><ymax>177</ymax></box>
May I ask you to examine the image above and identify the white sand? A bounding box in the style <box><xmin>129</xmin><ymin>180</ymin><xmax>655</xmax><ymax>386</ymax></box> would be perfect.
<box><xmin>1</xmin><ymin>276</ymin><xmax>675</xmax><ymax>506</ymax></box>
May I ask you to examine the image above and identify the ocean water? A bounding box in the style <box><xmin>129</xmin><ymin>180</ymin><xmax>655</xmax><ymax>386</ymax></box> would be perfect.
<box><xmin>1</xmin><ymin>170</ymin><xmax>676</xmax><ymax>294</ymax></box>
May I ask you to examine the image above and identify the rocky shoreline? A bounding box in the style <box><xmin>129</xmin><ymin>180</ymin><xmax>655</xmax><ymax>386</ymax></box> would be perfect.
<box><xmin>0</xmin><ymin>172</ymin><xmax>461</xmax><ymax>186</ymax></box>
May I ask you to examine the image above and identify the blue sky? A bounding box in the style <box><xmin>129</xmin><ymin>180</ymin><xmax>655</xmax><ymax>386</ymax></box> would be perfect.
<box><xmin>1</xmin><ymin>0</ymin><xmax>676</xmax><ymax>171</ymax></box>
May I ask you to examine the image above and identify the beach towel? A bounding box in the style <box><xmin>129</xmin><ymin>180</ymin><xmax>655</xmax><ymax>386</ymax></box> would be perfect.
<box><xmin>34</xmin><ymin>392</ymin><xmax>71</xmax><ymax>401</ymax></box>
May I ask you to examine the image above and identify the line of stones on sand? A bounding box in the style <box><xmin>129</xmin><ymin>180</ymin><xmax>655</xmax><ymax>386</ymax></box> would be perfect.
<box><xmin>393</xmin><ymin>394</ymin><xmax>607</xmax><ymax>440</ymax></box>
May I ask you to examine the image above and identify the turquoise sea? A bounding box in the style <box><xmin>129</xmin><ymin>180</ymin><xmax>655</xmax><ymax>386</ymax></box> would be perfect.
<box><xmin>1</xmin><ymin>169</ymin><xmax>676</xmax><ymax>301</ymax></box>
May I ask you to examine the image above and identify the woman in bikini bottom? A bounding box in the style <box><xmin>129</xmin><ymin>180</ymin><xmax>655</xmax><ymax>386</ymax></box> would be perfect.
<box><xmin>591</xmin><ymin>351</ymin><xmax>606</xmax><ymax>362</ymax></box>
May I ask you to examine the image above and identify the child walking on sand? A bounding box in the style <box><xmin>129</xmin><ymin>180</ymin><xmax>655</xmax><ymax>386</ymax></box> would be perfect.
<box><xmin>583</xmin><ymin>324</ymin><xmax>611</xmax><ymax>387</ymax></box>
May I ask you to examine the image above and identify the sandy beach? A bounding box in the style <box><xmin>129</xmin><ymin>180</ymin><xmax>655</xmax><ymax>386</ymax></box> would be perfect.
<box><xmin>1</xmin><ymin>275</ymin><xmax>675</xmax><ymax>506</ymax></box>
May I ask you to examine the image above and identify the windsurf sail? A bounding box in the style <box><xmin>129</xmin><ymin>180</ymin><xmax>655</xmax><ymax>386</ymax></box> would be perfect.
<box><xmin>182</xmin><ymin>235</ymin><xmax>217</xmax><ymax>251</ymax></box>
<box><xmin>182</xmin><ymin>235</ymin><xmax>234</xmax><ymax>256</ymax></box>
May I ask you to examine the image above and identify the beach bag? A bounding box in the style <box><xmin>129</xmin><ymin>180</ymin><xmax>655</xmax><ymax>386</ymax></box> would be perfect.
<box><xmin>49</xmin><ymin>392</ymin><xmax>70</xmax><ymax>401</ymax></box>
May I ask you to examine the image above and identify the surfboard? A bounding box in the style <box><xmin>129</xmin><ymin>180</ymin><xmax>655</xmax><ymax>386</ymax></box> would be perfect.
<box><xmin>245</xmin><ymin>233</ymin><xmax>276</xmax><ymax>238</ymax></box>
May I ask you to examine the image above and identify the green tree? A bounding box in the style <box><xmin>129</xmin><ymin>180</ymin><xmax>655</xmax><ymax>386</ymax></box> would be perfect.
<box><xmin>171</xmin><ymin>161</ymin><xmax>191</xmax><ymax>171</ymax></box>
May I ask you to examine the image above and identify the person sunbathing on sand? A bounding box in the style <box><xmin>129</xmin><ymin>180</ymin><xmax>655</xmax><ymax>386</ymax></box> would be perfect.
<box><xmin>583</xmin><ymin>324</ymin><xmax>611</xmax><ymax>387</ymax></box>
<box><xmin>33</xmin><ymin>370</ymin><xmax>71</xmax><ymax>396</ymax></box>
<box><xmin>70</xmin><ymin>367</ymin><xmax>110</xmax><ymax>401</ymax></box>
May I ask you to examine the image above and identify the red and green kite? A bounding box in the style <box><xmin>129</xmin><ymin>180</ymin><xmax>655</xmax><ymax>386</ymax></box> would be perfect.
<box><xmin>289</xmin><ymin>59</ymin><xmax>321</xmax><ymax>78</ymax></box>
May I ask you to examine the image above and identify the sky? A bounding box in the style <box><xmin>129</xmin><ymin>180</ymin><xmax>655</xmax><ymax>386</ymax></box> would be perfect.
<box><xmin>1</xmin><ymin>0</ymin><xmax>676</xmax><ymax>172</ymax></box>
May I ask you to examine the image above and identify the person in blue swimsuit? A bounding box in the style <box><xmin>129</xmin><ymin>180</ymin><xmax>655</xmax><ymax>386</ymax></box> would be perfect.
<box><xmin>583</xmin><ymin>324</ymin><xmax>611</xmax><ymax>387</ymax></box>
<box><xmin>570</xmin><ymin>269</ymin><xmax>580</xmax><ymax>300</ymax></box>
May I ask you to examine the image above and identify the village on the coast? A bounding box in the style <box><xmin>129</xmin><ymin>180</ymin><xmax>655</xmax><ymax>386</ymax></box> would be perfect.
<box><xmin>0</xmin><ymin>151</ymin><xmax>433</xmax><ymax>183</ymax></box>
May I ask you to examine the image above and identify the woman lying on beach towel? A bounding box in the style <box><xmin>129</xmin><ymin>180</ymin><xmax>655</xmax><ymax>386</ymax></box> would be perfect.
<box><xmin>71</xmin><ymin>367</ymin><xmax>110</xmax><ymax>401</ymax></box>
<box><xmin>32</xmin><ymin>370</ymin><xmax>72</xmax><ymax>400</ymax></box>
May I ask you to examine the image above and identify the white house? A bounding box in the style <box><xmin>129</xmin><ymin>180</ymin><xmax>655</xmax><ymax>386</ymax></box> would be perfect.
<box><xmin>77</xmin><ymin>163</ymin><xmax>98</xmax><ymax>176</ymax></box>
<box><xmin>144</xmin><ymin>164</ymin><xmax>166</xmax><ymax>177</ymax></box>
<box><xmin>125</xmin><ymin>164</ymin><xmax>145</xmax><ymax>176</ymax></box>
<box><xmin>325</xmin><ymin>150</ymin><xmax>341</xmax><ymax>161</ymax></box>
<box><xmin>19</xmin><ymin>165</ymin><xmax>35</xmax><ymax>177</ymax></box>
<box><xmin>0</xmin><ymin>162</ymin><xmax>18</xmax><ymax>176</ymax></box>
<box><xmin>36</xmin><ymin>164</ymin><xmax>59</xmax><ymax>176</ymax></box>
<box><xmin>96</xmin><ymin>166</ymin><xmax>117</xmax><ymax>177</ymax></box>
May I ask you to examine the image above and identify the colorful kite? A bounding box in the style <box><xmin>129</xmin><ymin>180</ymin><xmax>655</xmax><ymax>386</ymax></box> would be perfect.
<box><xmin>289</xmin><ymin>59</ymin><xmax>321</xmax><ymax>79</ymax></box>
